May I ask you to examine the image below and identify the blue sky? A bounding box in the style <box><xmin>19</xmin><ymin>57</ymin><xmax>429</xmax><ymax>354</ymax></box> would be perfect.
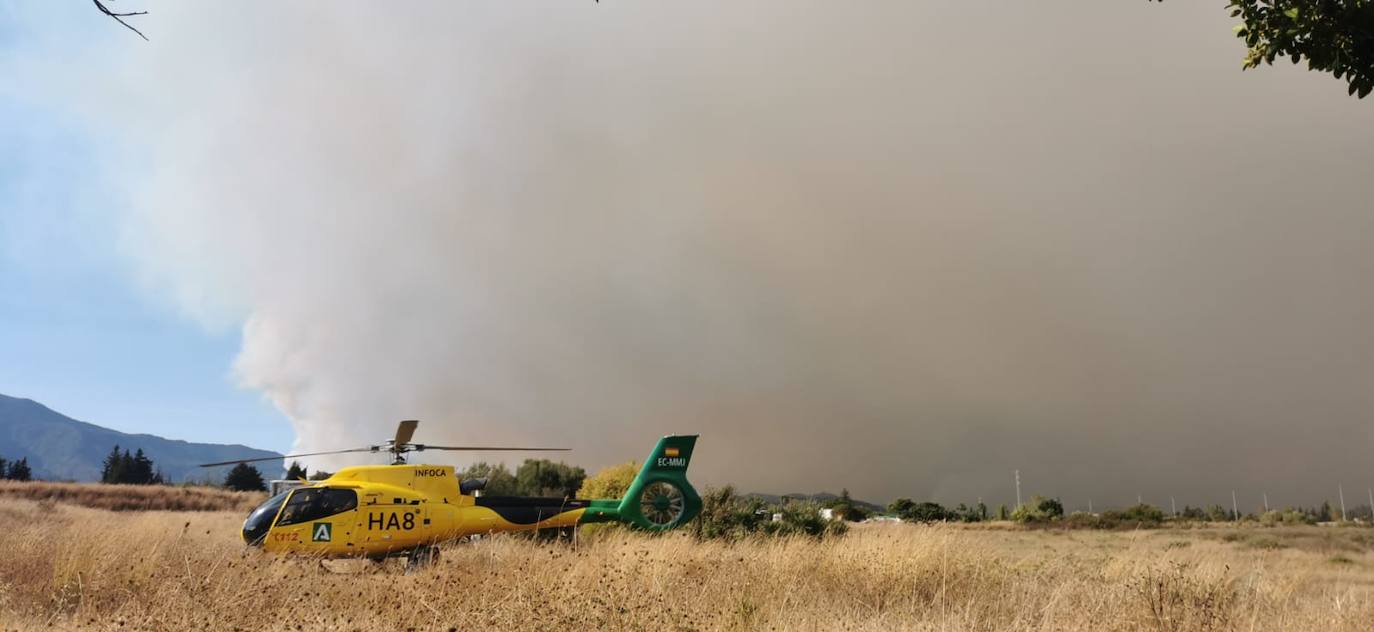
<box><xmin>0</xmin><ymin>10</ymin><xmax>292</xmax><ymax>452</ymax></box>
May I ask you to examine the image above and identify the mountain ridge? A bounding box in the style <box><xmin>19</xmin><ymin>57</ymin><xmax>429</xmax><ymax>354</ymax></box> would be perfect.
<box><xmin>0</xmin><ymin>393</ymin><xmax>282</xmax><ymax>482</ymax></box>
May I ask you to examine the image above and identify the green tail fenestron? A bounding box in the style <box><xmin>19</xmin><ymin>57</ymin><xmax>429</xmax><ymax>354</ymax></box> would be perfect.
<box><xmin>578</xmin><ymin>435</ymin><xmax>701</xmax><ymax>531</ymax></box>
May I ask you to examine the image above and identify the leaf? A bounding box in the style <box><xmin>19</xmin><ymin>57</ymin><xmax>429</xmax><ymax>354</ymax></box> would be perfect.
<box><xmin>1284</xmin><ymin>7</ymin><xmax>1299</xmax><ymax>20</ymax></box>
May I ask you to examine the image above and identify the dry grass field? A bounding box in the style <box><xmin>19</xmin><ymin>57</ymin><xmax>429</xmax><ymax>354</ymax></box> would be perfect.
<box><xmin>0</xmin><ymin>480</ymin><xmax>265</xmax><ymax>513</ymax></box>
<box><xmin>2</xmin><ymin>497</ymin><xmax>1374</xmax><ymax>631</ymax></box>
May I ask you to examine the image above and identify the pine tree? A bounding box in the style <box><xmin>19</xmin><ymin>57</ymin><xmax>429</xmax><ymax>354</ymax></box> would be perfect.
<box><xmin>224</xmin><ymin>463</ymin><xmax>266</xmax><ymax>492</ymax></box>
<box><xmin>0</xmin><ymin>456</ymin><xmax>8</xmax><ymax>480</ymax></box>
<box><xmin>119</xmin><ymin>449</ymin><xmax>133</xmax><ymax>483</ymax></box>
<box><xmin>285</xmin><ymin>461</ymin><xmax>308</xmax><ymax>480</ymax></box>
<box><xmin>101</xmin><ymin>445</ymin><xmax>124</xmax><ymax>484</ymax></box>
<box><xmin>7</xmin><ymin>458</ymin><xmax>32</xmax><ymax>482</ymax></box>
<box><xmin>132</xmin><ymin>449</ymin><xmax>154</xmax><ymax>484</ymax></box>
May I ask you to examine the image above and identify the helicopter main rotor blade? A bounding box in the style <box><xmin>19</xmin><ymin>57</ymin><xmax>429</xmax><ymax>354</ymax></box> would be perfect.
<box><xmin>393</xmin><ymin>419</ymin><xmax>419</xmax><ymax>446</ymax></box>
<box><xmin>412</xmin><ymin>445</ymin><xmax>570</xmax><ymax>452</ymax></box>
<box><xmin>197</xmin><ymin>447</ymin><xmax>377</xmax><ymax>468</ymax></box>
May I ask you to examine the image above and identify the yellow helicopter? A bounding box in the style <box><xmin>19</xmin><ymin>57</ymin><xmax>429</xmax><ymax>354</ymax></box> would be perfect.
<box><xmin>200</xmin><ymin>421</ymin><xmax>700</xmax><ymax>566</ymax></box>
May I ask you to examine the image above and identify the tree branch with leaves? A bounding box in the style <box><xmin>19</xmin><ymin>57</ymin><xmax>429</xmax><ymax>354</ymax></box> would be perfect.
<box><xmin>1155</xmin><ymin>0</ymin><xmax>1374</xmax><ymax>98</ymax></box>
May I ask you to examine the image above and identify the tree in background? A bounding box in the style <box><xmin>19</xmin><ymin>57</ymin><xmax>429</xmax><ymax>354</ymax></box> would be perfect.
<box><xmin>950</xmin><ymin>503</ymin><xmax>986</xmax><ymax>523</ymax></box>
<box><xmin>888</xmin><ymin>497</ymin><xmax>916</xmax><ymax>517</ymax></box>
<box><xmin>825</xmin><ymin>489</ymin><xmax>870</xmax><ymax>522</ymax></box>
<box><xmin>457</xmin><ymin>462</ymin><xmax>517</xmax><ymax>495</ymax></box>
<box><xmin>515</xmin><ymin>459</ymin><xmax>585</xmax><ymax>498</ymax></box>
<box><xmin>100</xmin><ymin>445</ymin><xmax>163</xmax><ymax>485</ymax></box>
<box><xmin>130</xmin><ymin>449</ymin><xmax>156</xmax><ymax>484</ymax></box>
<box><xmin>1152</xmin><ymin>0</ymin><xmax>1374</xmax><ymax>98</ymax></box>
<box><xmin>1012</xmin><ymin>496</ymin><xmax>1065</xmax><ymax>523</ymax></box>
<box><xmin>101</xmin><ymin>445</ymin><xmax>126</xmax><ymax>484</ymax></box>
<box><xmin>224</xmin><ymin>463</ymin><xmax>266</xmax><ymax>492</ymax></box>
<box><xmin>285</xmin><ymin>461</ymin><xmax>308</xmax><ymax>480</ymax></box>
<box><xmin>905</xmin><ymin>502</ymin><xmax>949</xmax><ymax>523</ymax></box>
<box><xmin>0</xmin><ymin>456</ymin><xmax>7</xmax><ymax>478</ymax></box>
<box><xmin>1037</xmin><ymin>497</ymin><xmax>1065</xmax><ymax>519</ymax></box>
<box><xmin>577</xmin><ymin>461</ymin><xmax>639</xmax><ymax>500</ymax></box>
<box><xmin>308</xmin><ymin>470</ymin><xmax>333</xmax><ymax>481</ymax></box>
<box><xmin>1206</xmin><ymin>504</ymin><xmax>1233</xmax><ymax>522</ymax></box>
<box><xmin>6</xmin><ymin>458</ymin><xmax>32</xmax><ymax>481</ymax></box>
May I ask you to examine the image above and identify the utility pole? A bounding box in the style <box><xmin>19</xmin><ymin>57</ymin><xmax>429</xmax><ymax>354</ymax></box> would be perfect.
<box><xmin>1088</xmin><ymin>498</ymin><xmax>1093</xmax><ymax>514</ymax></box>
<box><xmin>1171</xmin><ymin>496</ymin><xmax>1177</xmax><ymax>518</ymax></box>
<box><xmin>1231</xmin><ymin>490</ymin><xmax>1238</xmax><ymax>521</ymax></box>
<box><xmin>1263</xmin><ymin>492</ymin><xmax>1269</xmax><ymax>512</ymax></box>
<box><xmin>1137</xmin><ymin>494</ymin><xmax>1142</xmax><ymax>505</ymax></box>
<box><xmin>1015</xmin><ymin>470</ymin><xmax>1021</xmax><ymax>508</ymax></box>
<box><xmin>1339</xmin><ymin>485</ymin><xmax>1347</xmax><ymax>522</ymax></box>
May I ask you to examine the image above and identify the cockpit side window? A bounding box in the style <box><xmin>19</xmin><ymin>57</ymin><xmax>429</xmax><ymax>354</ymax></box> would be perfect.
<box><xmin>275</xmin><ymin>488</ymin><xmax>358</xmax><ymax>526</ymax></box>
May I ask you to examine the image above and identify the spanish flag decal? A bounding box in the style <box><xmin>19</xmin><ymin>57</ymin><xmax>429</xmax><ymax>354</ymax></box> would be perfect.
<box><xmin>665</xmin><ymin>447</ymin><xmax>680</xmax><ymax>457</ymax></box>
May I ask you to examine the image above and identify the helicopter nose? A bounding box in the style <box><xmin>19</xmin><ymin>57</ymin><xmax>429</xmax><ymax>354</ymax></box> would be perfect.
<box><xmin>242</xmin><ymin>524</ymin><xmax>268</xmax><ymax>547</ymax></box>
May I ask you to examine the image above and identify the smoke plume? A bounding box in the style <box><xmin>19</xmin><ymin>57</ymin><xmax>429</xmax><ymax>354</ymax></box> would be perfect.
<box><xmin>7</xmin><ymin>1</ymin><xmax>1374</xmax><ymax>507</ymax></box>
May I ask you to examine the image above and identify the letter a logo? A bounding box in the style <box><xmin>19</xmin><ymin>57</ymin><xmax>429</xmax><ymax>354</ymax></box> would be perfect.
<box><xmin>312</xmin><ymin>522</ymin><xmax>332</xmax><ymax>542</ymax></box>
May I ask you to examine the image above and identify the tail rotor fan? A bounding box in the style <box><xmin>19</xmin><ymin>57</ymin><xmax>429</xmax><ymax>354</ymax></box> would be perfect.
<box><xmin>639</xmin><ymin>481</ymin><xmax>687</xmax><ymax>527</ymax></box>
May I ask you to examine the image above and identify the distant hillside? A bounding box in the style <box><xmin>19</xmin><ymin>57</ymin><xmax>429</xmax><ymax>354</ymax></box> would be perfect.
<box><xmin>746</xmin><ymin>492</ymin><xmax>886</xmax><ymax>514</ymax></box>
<box><xmin>0</xmin><ymin>394</ymin><xmax>282</xmax><ymax>483</ymax></box>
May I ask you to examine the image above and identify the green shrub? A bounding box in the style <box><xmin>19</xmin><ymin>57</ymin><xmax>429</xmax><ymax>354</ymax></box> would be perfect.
<box><xmin>1258</xmin><ymin>509</ymin><xmax>1314</xmax><ymax>526</ymax></box>
<box><xmin>1063</xmin><ymin>511</ymin><xmax>1102</xmax><ymax>528</ymax></box>
<box><xmin>691</xmin><ymin>486</ymin><xmax>844</xmax><ymax>540</ymax></box>
<box><xmin>1012</xmin><ymin>496</ymin><xmax>1064</xmax><ymax>523</ymax></box>
<box><xmin>904</xmin><ymin>501</ymin><xmax>948</xmax><ymax>523</ymax></box>
<box><xmin>1103</xmin><ymin>503</ymin><xmax>1166</xmax><ymax>527</ymax></box>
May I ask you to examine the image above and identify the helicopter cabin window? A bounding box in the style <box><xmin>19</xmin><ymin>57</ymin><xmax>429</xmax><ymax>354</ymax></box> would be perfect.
<box><xmin>275</xmin><ymin>488</ymin><xmax>358</xmax><ymax>526</ymax></box>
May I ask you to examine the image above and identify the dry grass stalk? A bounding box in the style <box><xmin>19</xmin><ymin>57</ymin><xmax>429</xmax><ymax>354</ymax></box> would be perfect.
<box><xmin>0</xmin><ymin>480</ymin><xmax>265</xmax><ymax>513</ymax></box>
<box><xmin>0</xmin><ymin>499</ymin><xmax>1371</xmax><ymax>631</ymax></box>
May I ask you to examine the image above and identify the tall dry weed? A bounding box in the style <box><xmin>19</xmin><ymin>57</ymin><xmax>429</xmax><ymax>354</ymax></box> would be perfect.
<box><xmin>0</xmin><ymin>480</ymin><xmax>264</xmax><ymax>512</ymax></box>
<box><xmin>0</xmin><ymin>500</ymin><xmax>1371</xmax><ymax>631</ymax></box>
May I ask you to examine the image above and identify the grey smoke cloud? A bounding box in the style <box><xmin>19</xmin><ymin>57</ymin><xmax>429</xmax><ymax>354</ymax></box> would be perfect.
<box><xmin>8</xmin><ymin>1</ymin><xmax>1374</xmax><ymax>507</ymax></box>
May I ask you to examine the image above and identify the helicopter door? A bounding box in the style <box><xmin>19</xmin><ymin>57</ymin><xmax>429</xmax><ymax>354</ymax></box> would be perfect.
<box><xmin>270</xmin><ymin>487</ymin><xmax>358</xmax><ymax>553</ymax></box>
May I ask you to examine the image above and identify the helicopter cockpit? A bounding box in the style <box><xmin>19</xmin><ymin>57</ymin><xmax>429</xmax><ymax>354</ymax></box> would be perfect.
<box><xmin>242</xmin><ymin>490</ymin><xmax>289</xmax><ymax>545</ymax></box>
<box><xmin>241</xmin><ymin>487</ymin><xmax>358</xmax><ymax>546</ymax></box>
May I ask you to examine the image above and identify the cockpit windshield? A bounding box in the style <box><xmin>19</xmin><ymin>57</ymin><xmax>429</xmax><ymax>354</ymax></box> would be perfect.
<box><xmin>242</xmin><ymin>490</ymin><xmax>290</xmax><ymax>545</ymax></box>
<box><xmin>276</xmin><ymin>488</ymin><xmax>358</xmax><ymax>526</ymax></box>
